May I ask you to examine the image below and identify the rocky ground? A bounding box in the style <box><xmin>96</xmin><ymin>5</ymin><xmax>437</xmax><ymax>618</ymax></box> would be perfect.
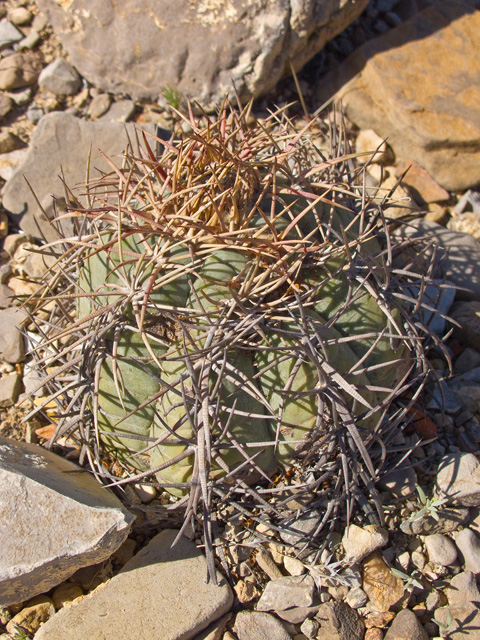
<box><xmin>2</xmin><ymin>0</ymin><xmax>480</xmax><ymax>639</ymax></box>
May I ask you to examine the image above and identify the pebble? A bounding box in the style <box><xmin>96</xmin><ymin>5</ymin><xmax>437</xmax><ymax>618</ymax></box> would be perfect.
<box><xmin>411</xmin><ymin>550</ymin><xmax>426</xmax><ymax>571</ymax></box>
<box><xmin>437</xmin><ymin>453</ymin><xmax>480</xmax><ymax>507</ymax></box>
<box><xmin>424</xmin><ymin>534</ymin><xmax>458</xmax><ymax>567</ymax></box>
<box><xmin>280</xmin><ymin>509</ymin><xmax>322</xmax><ymax>546</ymax></box>
<box><xmin>343</xmin><ymin>525</ymin><xmax>389</xmax><ymax>564</ymax></box>
<box><xmin>283</xmin><ymin>555</ymin><xmax>305</xmax><ymax>576</ymax></box>
<box><xmin>0</xmin><ymin>306</ymin><xmax>27</xmax><ymax>362</ymax></box>
<box><xmin>383</xmin><ymin>609</ymin><xmax>428</xmax><ymax>640</ymax></box>
<box><xmin>395</xmin><ymin>159</ymin><xmax>450</xmax><ymax>204</ymax></box>
<box><xmin>400</xmin><ymin>507</ymin><xmax>470</xmax><ymax>536</ymax></box>
<box><xmin>0</xmin><ymin>372</ymin><xmax>22</xmax><ymax>407</ymax></box>
<box><xmin>87</xmin><ymin>92</ymin><xmax>112</xmax><ymax>119</ymax></box>
<box><xmin>364</xmin><ymin>630</ymin><xmax>384</xmax><ymax>640</ymax></box>
<box><xmin>0</xmin><ymin>284</ymin><xmax>14</xmax><ymax>309</ymax></box>
<box><xmin>234</xmin><ymin>579</ymin><xmax>261</xmax><ymax>604</ymax></box>
<box><xmin>446</xmin><ymin>571</ymin><xmax>480</xmax><ymax>604</ymax></box>
<box><xmin>26</xmin><ymin>105</ymin><xmax>44</xmax><ymax>124</ymax></box>
<box><xmin>6</xmin><ymin>595</ymin><xmax>55</xmax><ymax>636</ymax></box>
<box><xmin>0</xmin><ymin>53</ymin><xmax>43</xmax><ymax>90</ymax></box>
<box><xmin>425</xmin><ymin>591</ymin><xmax>441</xmax><ymax>611</ymax></box>
<box><xmin>346</xmin><ymin>588</ymin><xmax>368</xmax><ymax>609</ymax></box>
<box><xmin>51</xmin><ymin>583</ymin><xmax>83</xmax><ymax>610</ymax></box>
<box><xmin>234</xmin><ymin>611</ymin><xmax>291</xmax><ymax>640</ymax></box>
<box><xmin>38</xmin><ymin>58</ymin><xmax>82</xmax><ymax>96</ymax></box>
<box><xmin>7</xmin><ymin>8</ymin><xmax>33</xmax><ymax>26</ymax></box>
<box><xmin>0</xmin><ymin>130</ymin><xmax>21</xmax><ymax>154</ymax></box>
<box><xmin>300</xmin><ymin>618</ymin><xmax>319</xmax><ymax>638</ymax></box>
<box><xmin>355</xmin><ymin>129</ymin><xmax>388</xmax><ymax>164</ymax></box>
<box><xmin>0</xmin><ymin>20</ymin><xmax>23</xmax><ymax>49</ymax></box>
<box><xmin>316</xmin><ymin>601</ymin><xmax>364</xmax><ymax>640</ymax></box>
<box><xmin>455</xmin><ymin>528</ymin><xmax>480</xmax><ymax>573</ymax></box>
<box><xmin>16</xmin><ymin>29</ymin><xmax>42</xmax><ymax>51</ymax></box>
<box><xmin>0</xmin><ymin>93</ymin><xmax>13</xmax><ymax>121</ymax></box>
<box><xmin>99</xmin><ymin>99</ymin><xmax>135</xmax><ymax>122</ymax></box>
<box><xmin>256</xmin><ymin>549</ymin><xmax>283</xmax><ymax>580</ymax></box>
<box><xmin>454</xmin><ymin>347</ymin><xmax>480</xmax><ymax>375</ymax></box>
<box><xmin>257</xmin><ymin>575</ymin><xmax>316</xmax><ymax>611</ymax></box>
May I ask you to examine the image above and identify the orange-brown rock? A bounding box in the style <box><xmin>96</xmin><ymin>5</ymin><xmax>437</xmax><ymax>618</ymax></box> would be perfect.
<box><xmin>362</xmin><ymin>553</ymin><xmax>405</xmax><ymax>613</ymax></box>
<box><xmin>331</xmin><ymin>2</ymin><xmax>480</xmax><ymax>192</ymax></box>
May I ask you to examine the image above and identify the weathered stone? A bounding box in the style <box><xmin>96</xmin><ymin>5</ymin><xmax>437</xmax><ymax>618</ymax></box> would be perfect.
<box><xmin>0</xmin><ymin>53</ymin><xmax>42</xmax><ymax>90</ymax></box>
<box><xmin>330</xmin><ymin>2</ymin><xmax>480</xmax><ymax>191</ymax></box>
<box><xmin>0</xmin><ymin>130</ymin><xmax>21</xmax><ymax>154</ymax></box>
<box><xmin>456</xmin><ymin>529</ymin><xmax>480</xmax><ymax>574</ymax></box>
<box><xmin>316</xmin><ymin>601</ymin><xmax>364</xmax><ymax>640</ymax></box>
<box><xmin>234</xmin><ymin>579</ymin><xmax>261</xmax><ymax>604</ymax></box>
<box><xmin>87</xmin><ymin>93</ymin><xmax>112</xmax><ymax>119</ymax></box>
<box><xmin>255</xmin><ymin>549</ymin><xmax>283</xmax><ymax>580</ymax></box>
<box><xmin>355</xmin><ymin>129</ymin><xmax>388</xmax><ymax>165</ymax></box>
<box><xmin>0</xmin><ymin>20</ymin><xmax>23</xmax><ymax>48</ymax></box>
<box><xmin>7</xmin><ymin>8</ymin><xmax>33</xmax><ymax>26</ymax></box>
<box><xmin>37</xmin><ymin>0</ymin><xmax>368</xmax><ymax>109</ymax></box>
<box><xmin>446</xmin><ymin>571</ymin><xmax>480</xmax><ymax>605</ymax></box>
<box><xmin>383</xmin><ymin>609</ymin><xmax>428</xmax><ymax>640</ymax></box>
<box><xmin>257</xmin><ymin>575</ymin><xmax>315</xmax><ymax>612</ymax></box>
<box><xmin>448</xmin><ymin>367</ymin><xmax>480</xmax><ymax>413</ymax></box>
<box><xmin>235</xmin><ymin>611</ymin><xmax>291</xmax><ymax>640</ymax></box>
<box><xmin>2</xmin><ymin>112</ymin><xmax>156</xmax><ymax>242</ymax></box>
<box><xmin>451</xmin><ymin>302</ymin><xmax>480</xmax><ymax>352</ymax></box>
<box><xmin>362</xmin><ymin>553</ymin><xmax>405</xmax><ymax>612</ymax></box>
<box><xmin>454</xmin><ymin>348</ymin><xmax>480</xmax><ymax>375</ymax></box>
<box><xmin>437</xmin><ymin>453</ymin><xmax>480</xmax><ymax>507</ymax></box>
<box><xmin>0</xmin><ymin>93</ymin><xmax>13</xmax><ymax>121</ymax></box>
<box><xmin>275</xmin><ymin>603</ymin><xmax>321</xmax><ymax>625</ymax></box>
<box><xmin>345</xmin><ymin>588</ymin><xmax>368</xmax><ymax>610</ymax></box>
<box><xmin>279</xmin><ymin>508</ymin><xmax>322</xmax><ymax>546</ymax></box>
<box><xmin>38</xmin><ymin>58</ymin><xmax>81</xmax><ymax>95</ymax></box>
<box><xmin>283</xmin><ymin>555</ymin><xmax>305</xmax><ymax>576</ymax></box>
<box><xmin>99</xmin><ymin>99</ymin><xmax>135</xmax><ymax>122</ymax></box>
<box><xmin>400</xmin><ymin>507</ymin><xmax>470</xmax><ymax>536</ymax></box>
<box><xmin>0</xmin><ymin>284</ymin><xmax>14</xmax><ymax>309</ymax></box>
<box><xmin>377</xmin><ymin>465</ymin><xmax>417</xmax><ymax>499</ymax></box>
<box><xmin>435</xmin><ymin>602</ymin><xmax>480</xmax><ymax>640</ymax></box>
<box><xmin>36</xmin><ymin>529</ymin><xmax>233</xmax><ymax>640</ymax></box>
<box><xmin>0</xmin><ymin>148</ymin><xmax>28</xmax><ymax>182</ymax></box>
<box><xmin>0</xmin><ymin>306</ymin><xmax>27</xmax><ymax>362</ymax></box>
<box><xmin>51</xmin><ymin>583</ymin><xmax>83</xmax><ymax>610</ymax></box>
<box><xmin>342</xmin><ymin>525</ymin><xmax>388</xmax><ymax>565</ymax></box>
<box><xmin>424</xmin><ymin>533</ymin><xmax>457</xmax><ymax>567</ymax></box>
<box><xmin>0</xmin><ymin>436</ymin><xmax>134</xmax><ymax>606</ymax></box>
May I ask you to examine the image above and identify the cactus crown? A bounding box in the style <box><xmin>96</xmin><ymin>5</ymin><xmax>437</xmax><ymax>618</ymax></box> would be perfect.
<box><xmin>27</xmin><ymin>100</ymin><xmax>442</xmax><ymax>580</ymax></box>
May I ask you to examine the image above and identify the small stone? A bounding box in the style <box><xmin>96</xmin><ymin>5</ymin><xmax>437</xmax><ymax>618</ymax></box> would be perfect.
<box><xmin>327</xmin><ymin>585</ymin><xmax>349</xmax><ymax>601</ymax></box>
<box><xmin>256</xmin><ymin>549</ymin><xmax>283</xmax><ymax>580</ymax></box>
<box><xmin>377</xmin><ymin>465</ymin><xmax>417</xmax><ymax>498</ymax></box>
<box><xmin>235</xmin><ymin>611</ymin><xmax>291</xmax><ymax>640</ymax></box>
<box><xmin>280</xmin><ymin>509</ymin><xmax>322</xmax><ymax>547</ymax></box>
<box><xmin>411</xmin><ymin>550</ymin><xmax>426</xmax><ymax>571</ymax></box>
<box><xmin>51</xmin><ymin>583</ymin><xmax>83</xmax><ymax>610</ymax></box>
<box><xmin>6</xmin><ymin>595</ymin><xmax>55</xmax><ymax>635</ymax></box>
<box><xmin>38</xmin><ymin>58</ymin><xmax>81</xmax><ymax>96</ymax></box>
<box><xmin>7</xmin><ymin>8</ymin><xmax>32</xmax><ymax>26</ymax></box>
<box><xmin>455</xmin><ymin>528</ymin><xmax>480</xmax><ymax>574</ymax></box>
<box><xmin>395</xmin><ymin>160</ymin><xmax>450</xmax><ymax>204</ymax></box>
<box><xmin>0</xmin><ymin>53</ymin><xmax>42</xmax><ymax>90</ymax></box>
<box><xmin>437</xmin><ymin>453</ymin><xmax>480</xmax><ymax>507</ymax></box>
<box><xmin>0</xmin><ymin>130</ymin><xmax>21</xmax><ymax>154</ymax></box>
<box><xmin>0</xmin><ymin>284</ymin><xmax>14</xmax><ymax>309</ymax></box>
<box><xmin>26</xmin><ymin>105</ymin><xmax>44</xmax><ymax>124</ymax></box>
<box><xmin>257</xmin><ymin>575</ymin><xmax>316</xmax><ymax>612</ymax></box>
<box><xmin>343</xmin><ymin>525</ymin><xmax>388</xmax><ymax>564</ymax></box>
<box><xmin>99</xmin><ymin>100</ymin><xmax>135</xmax><ymax>123</ymax></box>
<box><xmin>400</xmin><ymin>507</ymin><xmax>470</xmax><ymax>536</ymax></box>
<box><xmin>425</xmin><ymin>591</ymin><xmax>441</xmax><ymax>611</ymax></box>
<box><xmin>383</xmin><ymin>609</ymin><xmax>428</xmax><ymax>640</ymax></box>
<box><xmin>365</xmin><ymin>612</ymin><xmax>395</xmax><ymax>629</ymax></box>
<box><xmin>455</xmin><ymin>348</ymin><xmax>480</xmax><ymax>375</ymax></box>
<box><xmin>16</xmin><ymin>30</ymin><xmax>41</xmax><ymax>50</ymax></box>
<box><xmin>112</xmin><ymin>537</ymin><xmax>136</xmax><ymax>566</ymax></box>
<box><xmin>0</xmin><ymin>93</ymin><xmax>13</xmax><ymax>121</ymax></box>
<box><xmin>396</xmin><ymin>552</ymin><xmax>410</xmax><ymax>573</ymax></box>
<box><xmin>365</xmin><ymin>630</ymin><xmax>384</xmax><ymax>640</ymax></box>
<box><xmin>424</xmin><ymin>534</ymin><xmax>458</xmax><ymax>567</ymax></box>
<box><xmin>316</xmin><ymin>601</ymin><xmax>364</xmax><ymax>640</ymax></box>
<box><xmin>355</xmin><ymin>129</ymin><xmax>388</xmax><ymax>165</ymax></box>
<box><xmin>0</xmin><ymin>20</ymin><xmax>23</xmax><ymax>48</ymax></box>
<box><xmin>300</xmin><ymin>617</ymin><xmax>319</xmax><ymax>639</ymax></box>
<box><xmin>132</xmin><ymin>483</ymin><xmax>156</xmax><ymax>503</ymax></box>
<box><xmin>446</xmin><ymin>571</ymin><xmax>480</xmax><ymax>604</ymax></box>
<box><xmin>87</xmin><ymin>93</ymin><xmax>112</xmax><ymax>119</ymax></box>
<box><xmin>0</xmin><ymin>306</ymin><xmax>27</xmax><ymax>362</ymax></box>
<box><xmin>234</xmin><ymin>579</ymin><xmax>261</xmax><ymax>604</ymax></box>
<box><xmin>346</xmin><ymin>588</ymin><xmax>368</xmax><ymax>609</ymax></box>
<box><xmin>283</xmin><ymin>555</ymin><xmax>305</xmax><ymax>576</ymax></box>
<box><xmin>0</xmin><ymin>372</ymin><xmax>21</xmax><ymax>407</ymax></box>
<box><xmin>275</xmin><ymin>604</ymin><xmax>322</xmax><ymax>625</ymax></box>
<box><xmin>362</xmin><ymin>553</ymin><xmax>405</xmax><ymax>612</ymax></box>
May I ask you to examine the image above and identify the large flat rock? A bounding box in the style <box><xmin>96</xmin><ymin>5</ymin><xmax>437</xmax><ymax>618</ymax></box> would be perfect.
<box><xmin>2</xmin><ymin>112</ymin><xmax>156</xmax><ymax>242</ymax></box>
<box><xmin>328</xmin><ymin>2</ymin><xmax>480</xmax><ymax>192</ymax></box>
<box><xmin>35</xmin><ymin>529</ymin><xmax>233</xmax><ymax>640</ymax></box>
<box><xmin>36</xmin><ymin>0</ymin><xmax>368</xmax><ymax>108</ymax></box>
<box><xmin>0</xmin><ymin>437</ymin><xmax>134</xmax><ymax>606</ymax></box>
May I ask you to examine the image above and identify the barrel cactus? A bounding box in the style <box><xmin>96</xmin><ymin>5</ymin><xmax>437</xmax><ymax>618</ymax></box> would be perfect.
<box><xmin>29</xmin><ymin>102</ymin><xmax>442</xmax><ymax>577</ymax></box>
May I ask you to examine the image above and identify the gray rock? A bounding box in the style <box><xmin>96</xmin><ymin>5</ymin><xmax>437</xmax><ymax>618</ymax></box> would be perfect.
<box><xmin>0</xmin><ymin>20</ymin><xmax>23</xmax><ymax>48</ymax></box>
<box><xmin>35</xmin><ymin>529</ymin><xmax>233</xmax><ymax>640</ymax></box>
<box><xmin>234</xmin><ymin>611</ymin><xmax>291</xmax><ymax>640</ymax></box>
<box><xmin>0</xmin><ymin>147</ymin><xmax>28</xmax><ymax>182</ymax></box>
<box><xmin>257</xmin><ymin>575</ymin><xmax>316</xmax><ymax>612</ymax></box>
<box><xmin>377</xmin><ymin>464</ymin><xmax>417</xmax><ymax>498</ymax></box>
<box><xmin>456</xmin><ymin>529</ymin><xmax>480</xmax><ymax>574</ymax></box>
<box><xmin>448</xmin><ymin>367</ymin><xmax>480</xmax><ymax>413</ymax></box>
<box><xmin>7</xmin><ymin>7</ymin><xmax>33</xmax><ymax>26</ymax></box>
<box><xmin>454</xmin><ymin>348</ymin><xmax>480</xmax><ymax>375</ymax></box>
<box><xmin>342</xmin><ymin>525</ymin><xmax>388</xmax><ymax>565</ymax></box>
<box><xmin>0</xmin><ymin>52</ymin><xmax>42</xmax><ymax>90</ymax></box>
<box><xmin>0</xmin><ymin>284</ymin><xmax>14</xmax><ymax>309</ymax></box>
<box><xmin>16</xmin><ymin>29</ymin><xmax>42</xmax><ymax>51</ymax></box>
<box><xmin>424</xmin><ymin>533</ymin><xmax>457</xmax><ymax>567</ymax></box>
<box><xmin>0</xmin><ymin>306</ymin><xmax>27</xmax><ymax>362</ymax></box>
<box><xmin>38</xmin><ymin>58</ymin><xmax>81</xmax><ymax>96</ymax></box>
<box><xmin>2</xmin><ymin>112</ymin><xmax>156</xmax><ymax>242</ymax></box>
<box><xmin>256</xmin><ymin>549</ymin><xmax>283</xmax><ymax>581</ymax></box>
<box><xmin>279</xmin><ymin>508</ymin><xmax>322</xmax><ymax>546</ymax></box>
<box><xmin>435</xmin><ymin>602</ymin><xmax>480</xmax><ymax>639</ymax></box>
<box><xmin>451</xmin><ymin>301</ymin><xmax>480</xmax><ymax>352</ymax></box>
<box><xmin>0</xmin><ymin>373</ymin><xmax>21</xmax><ymax>408</ymax></box>
<box><xmin>437</xmin><ymin>453</ymin><xmax>480</xmax><ymax>507</ymax></box>
<box><xmin>0</xmin><ymin>93</ymin><xmax>13</xmax><ymax>121</ymax></box>
<box><xmin>316</xmin><ymin>601</ymin><xmax>364</xmax><ymax>640</ymax></box>
<box><xmin>400</xmin><ymin>508</ymin><xmax>469</xmax><ymax>536</ymax></box>
<box><xmin>99</xmin><ymin>99</ymin><xmax>135</xmax><ymax>122</ymax></box>
<box><xmin>446</xmin><ymin>571</ymin><xmax>480</xmax><ymax>604</ymax></box>
<box><xmin>87</xmin><ymin>93</ymin><xmax>111</xmax><ymax>119</ymax></box>
<box><xmin>276</xmin><ymin>604</ymin><xmax>321</xmax><ymax>625</ymax></box>
<box><xmin>0</xmin><ymin>436</ymin><xmax>134</xmax><ymax>606</ymax></box>
<box><xmin>345</xmin><ymin>588</ymin><xmax>368</xmax><ymax>609</ymax></box>
<box><xmin>37</xmin><ymin>0</ymin><xmax>369</xmax><ymax>109</ymax></box>
<box><xmin>384</xmin><ymin>609</ymin><xmax>428</xmax><ymax>640</ymax></box>
<box><xmin>26</xmin><ymin>105</ymin><xmax>44</xmax><ymax>124</ymax></box>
